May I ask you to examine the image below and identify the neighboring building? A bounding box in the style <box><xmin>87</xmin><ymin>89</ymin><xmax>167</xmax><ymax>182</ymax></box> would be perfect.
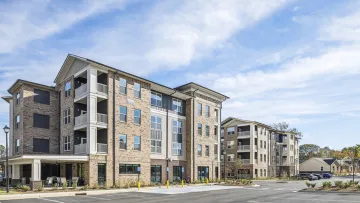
<box><xmin>299</xmin><ymin>158</ymin><xmax>341</xmax><ymax>174</ymax></box>
<box><xmin>221</xmin><ymin>117</ymin><xmax>300</xmax><ymax>179</ymax></box>
<box><xmin>0</xmin><ymin>54</ymin><xmax>228</xmax><ymax>189</ymax></box>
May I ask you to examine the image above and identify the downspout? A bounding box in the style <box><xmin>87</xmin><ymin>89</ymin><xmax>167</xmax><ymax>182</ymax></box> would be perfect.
<box><xmin>166</xmin><ymin>91</ymin><xmax>177</xmax><ymax>181</ymax></box>
<box><xmin>219</xmin><ymin>102</ymin><xmax>222</xmax><ymax>179</ymax></box>
<box><xmin>112</xmin><ymin>71</ymin><xmax>118</xmax><ymax>186</ymax></box>
<box><xmin>192</xmin><ymin>89</ymin><xmax>199</xmax><ymax>181</ymax></box>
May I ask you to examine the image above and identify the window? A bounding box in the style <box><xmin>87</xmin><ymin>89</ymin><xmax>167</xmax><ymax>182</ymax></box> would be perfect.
<box><xmin>173</xmin><ymin>166</ymin><xmax>183</xmax><ymax>182</ymax></box>
<box><xmin>214</xmin><ymin>125</ymin><xmax>218</xmax><ymax>136</ymax></box>
<box><xmin>260</xmin><ymin>169</ymin><xmax>263</xmax><ymax>176</ymax></box>
<box><xmin>290</xmin><ymin>145</ymin><xmax>294</xmax><ymax>151</ymax></box>
<box><xmin>214</xmin><ymin>109</ymin><xmax>219</xmax><ymax>121</ymax></box>
<box><xmin>172</xmin><ymin>120</ymin><xmax>183</xmax><ymax>155</ymax></box>
<box><xmin>197</xmin><ymin>103</ymin><xmax>202</xmax><ymax>116</ymax></box>
<box><xmin>264</xmin><ymin>155</ymin><xmax>266</xmax><ymax>162</ymax></box>
<box><xmin>197</xmin><ymin>144</ymin><xmax>202</xmax><ymax>156</ymax></box>
<box><xmin>260</xmin><ymin>140</ymin><xmax>263</xmax><ymax>148</ymax></box>
<box><xmin>134</xmin><ymin>109</ymin><xmax>141</xmax><ymax>124</ymax></box>
<box><xmin>227</xmin><ymin>141</ymin><xmax>234</xmax><ymax>149</ymax></box>
<box><xmin>227</xmin><ymin>127</ymin><xmax>235</xmax><ymax>135</ymax></box>
<box><xmin>33</xmin><ymin>113</ymin><xmax>50</xmax><ymax>129</ymax></box>
<box><xmin>33</xmin><ymin>138</ymin><xmax>49</xmax><ymax>153</ymax></box>
<box><xmin>227</xmin><ymin>154</ymin><xmax>234</xmax><ymax>162</ymax></box>
<box><xmin>65</xmin><ymin>81</ymin><xmax>71</xmax><ymax>97</ymax></box>
<box><xmin>172</xmin><ymin>98</ymin><xmax>182</xmax><ymax>113</ymax></box>
<box><xmin>205</xmin><ymin>125</ymin><xmax>210</xmax><ymax>137</ymax></box>
<box><xmin>264</xmin><ymin>169</ymin><xmax>266</xmax><ymax>177</ymax></box>
<box><xmin>34</xmin><ymin>88</ymin><xmax>50</xmax><ymax>104</ymax></box>
<box><xmin>15</xmin><ymin>139</ymin><xmax>20</xmax><ymax>153</ymax></box>
<box><xmin>205</xmin><ymin>145</ymin><xmax>209</xmax><ymax>156</ymax></box>
<box><xmin>221</xmin><ymin>129</ymin><xmax>224</xmax><ymax>137</ymax></box>
<box><xmin>134</xmin><ymin>82</ymin><xmax>141</xmax><ymax>98</ymax></box>
<box><xmin>119</xmin><ymin>164</ymin><xmax>140</xmax><ymax>174</ymax></box>
<box><xmin>15</xmin><ymin>115</ymin><xmax>20</xmax><ymax>129</ymax></box>
<box><xmin>214</xmin><ymin>144</ymin><xmax>218</xmax><ymax>155</ymax></box>
<box><xmin>120</xmin><ymin>78</ymin><xmax>127</xmax><ymax>94</ymax></box>
<box><xmin>205</xmin><ymin>105</ymin><xmax>210</xmax><ymax>118</ymax></box>
<box><xmin>151</xmin><ymin>92</ymin><xmax>162</xmax><ymax>107</ymax></box>
<box><xmin>198</xmin><ymin>166</ymin><xmax>209</xmax><ymax>180</ymax></box>
<box><xmin>16</xmin><ymin>92</ymin><xmax>20</xmax><ymax>104</ymax></box>
<box><xmin>64</xmin><ymin>108</ymin><xmax>71</xmax><ymax>124</ymax></box>
<box><xmin>134</xmin><ymin>136</ymin><xmax>141</xmax><ymax>150</ymax></box>
<box><xmin>264</xmin><ymin>141</ymin><xmax>266</xmax><ymax>149</ymax></box>
<box><xmin>64</xmin><ymin>136</ymin><xmax>71</xmax><ymax>151</ymax></box>
<box><xmin>120</xmin><ymin>106</ymin><xmax>127</xmax><ymax>122</ymax></box>
<box><xmin>151</xmin><ymin>116</ymin><xmax>162</xmax><ymax>154</ymax></box>
<box><xmin>197</xmin><ymin>123</ymin><xmax>202</xmax><ymax>135</ymax></box>
<box><xmin>120</xmin><ymin>134</ymin><xmax>127</xmax><ymax>150</ymax></box>
<box><xmin>151</xmin><ymin>165</ymin><xmax>162</xmax><ymax>183</ymax></box>
<box><xmin>260</xmin><ymin>154</ymin><xmax>263</xmax><ymax>162</ymax></box>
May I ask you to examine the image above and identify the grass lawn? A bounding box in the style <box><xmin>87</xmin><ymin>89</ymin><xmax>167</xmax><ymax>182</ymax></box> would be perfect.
<box><xmin>0</xmin><ymin>189</ymin><xmax>19</xmax><ymax>195</ymax></box>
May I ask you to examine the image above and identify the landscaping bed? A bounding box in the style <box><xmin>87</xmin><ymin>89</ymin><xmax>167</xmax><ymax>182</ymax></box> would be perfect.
<box><xmin>302</xmin><ymin>180</ymin><xmax>360</xmax><ymax>193</ymax></box>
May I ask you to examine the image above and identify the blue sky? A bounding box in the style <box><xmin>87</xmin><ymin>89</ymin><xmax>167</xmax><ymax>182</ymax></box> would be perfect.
<box><xmin>1</xmin><ymin>0</ymin><xmax>360</xmax><ymax>150</ymax></box>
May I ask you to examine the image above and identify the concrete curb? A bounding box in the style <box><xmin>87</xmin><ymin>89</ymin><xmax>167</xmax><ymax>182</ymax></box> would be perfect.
<box><xmin>299</xmin><ymin>189</ymin><xmax>360</xmax><ymax>195</ymax></box>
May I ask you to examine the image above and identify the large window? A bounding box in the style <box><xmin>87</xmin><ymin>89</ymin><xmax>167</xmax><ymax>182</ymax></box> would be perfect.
<box><xmin>214</xmin><ymin>144</ymin><xmax>218</xmax><ymax>155</ymax></box>
<box><xmin>33</xmin><ymin>113</ymin><xmax>50</xmax><ymax>129</ymax></box>
<box><xmin>134</xmin><ymin>82</ymin><xmax>141</xmax><ymax>98</ymax></box>
<box><xmin>198</xmin><ymin>103</ymin><xmax>202</xmax><ymax>116</ymax></box>
<box><xmin>227</xmin><ymin>127</ymin><xmax>235</xmax><ymax>135</ymax></box>
<box><xmin>64</xmin><ymin>136</ymin><xmax>71</xmax><ymax>151</ymax></box>
<box><xmin>16</xmin><ymin>92</ymin><xmax>20</xmax><ymax>105</ymax></box>
<box><xmin>120</xmin><ymin>78</ymin><xmax>127</xmax><ymax>94</ymax></box>
<box><xmin>34</xmin><ymin>88</ymin><xmax>50</xmax><ymax>105</ymax></box>
<box><xmin>173</xmin><ymin>166</ymin><xmax>183</xmax><ymax>182</ymax></box>
<box><xmin>198</xmin><ymin>166</ymin><xmax>209</xmax><ymax>180</ymax></box>
<box><xmin>15</xmin><ymin>139</ymin><xmax>20</xmax><ymax>153</ymax></box>
<box><xmin>120</xmin><ymin>106</ymin><xmax>127</xmax><ymax>122</ymax></box>
<box><xmin>197</xmin><ymin>144</ymin><xmax>202</xmax><ymax>156</ymax></box>
<box><xmin>205</xmin><ymin>105</ymin><xmax>210</xmax><ymax>118</ymax></box>
<box><xmin>151</xmin><ymin>92</ymin><xmax>162</xmax><ymax>107</ymax></box>
<box><xmin>65</xmin><ymin>81</ymin><xmax>71</xmax><ymax>97</ymax></box>
<box><xmin>64</xmin><ymin>108</ymin><xmax>71</xmax><ymax>124</ymax></box>
<box><xmin>134</xmin><ymin>109</ymin><xmax>141</xmax><ymax>124</ymax></box>
<box><xmin>120</xmin><ymin>134</ymin><xmax>127</xmax><ymax>150</ymax></box>
<box><xmin>227</xmin><ymin>141</ymin><xmax>234</xmax><ymax>149</ymax></box>
<box><xmin>205</xmin><ymin>145</ymin><xmax>209</xmax><ymax>156</ymax></box>
<box><xmin>134</xmin><ymin>136</ymin><xmax>141</xmax><ymax>151</ymax></box>
<box><xmin>151</xmin><ymin>116</ymin><xmax>162</xmax><ymax>154</ymax></box>
<box><xmin>151</xmin><ymin>165</ymin><xmax>162</xmax><ymax>183</ymax></box>
<box><xmin>197</xmin><ymin>123</ymin><xmax>202</xmax><ymax>136</ymax></box>
<box><xmin>172</xmin><ymin>120</ymin><xmax>183</xmax><ymax>155</ymax></box>
<box><xmin>119</xmin><ymin>164</ymin><xmax>140</xmax><ymax>174</ymax></box>
<box><xmin>172</xmin><ymin>98</ymin><xmax>182</xmax><ymax>113</ymax></box>
<box><xmin>33</xmin><ymin>138</ymin><xmax>49</xmax><ymax>153</ymax></box>
<box><xmin>15</xmin><ymin>115</ymin><xmax>20</xmax><ymax>129</ymax></box>
<box><xmin>205</xmin><ymin>125</ymin><xmax>210</xmax><ymax>137</ymax></box>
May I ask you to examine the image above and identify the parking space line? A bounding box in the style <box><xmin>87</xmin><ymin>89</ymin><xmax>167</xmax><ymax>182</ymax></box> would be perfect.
<box><xmin>82</xmin><ymin>196</ymin><xmax>111</xmax><ymax>201</ymax></box>
<box><xmin>39</xmin><ymin>198</ymin><xmax>65</xmax><ymax>203</ymax></box>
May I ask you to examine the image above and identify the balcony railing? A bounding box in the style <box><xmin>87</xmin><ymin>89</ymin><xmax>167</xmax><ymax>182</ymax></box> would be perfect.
<box><xmin>239</xmin><ymin>159</ymin><xmax>250</xmax><ymax>164</ymax></box>
<box><xmin>74</xmin><ymin>144</ymin><xmax>86</xmax><ymax>154</ymax></box>
<box><xmin>97</xmin><ymin>113</ymin><xmax>108</xmax><ymax>124</ymax></box>
<box><xmin>97</xmin><ymin>83</ymin><xmax>108</xmax><ymax>94</ymax></box>
<box><xmin>238</xmin><ymin>131</ymin><xmax>250</xmax><ymax>138</ymax></box>
<box><xmin>75</xmin><ymin>113</ymin><xmax>87</xmax><ymax>126</ymax></box>
<box><xmin>97</xmin><ymin>143</ymin><xmax>108</xmax><ymax>153</ymax></box>
<box><xmin>75</xmin><ymin>84</ymin><xmax>87</xmax><ymax>97</ymax></box>
<box><xmin>238</xmin><ymin>145</ymin><xmax>250</xmax><ymax>151</ymax></box>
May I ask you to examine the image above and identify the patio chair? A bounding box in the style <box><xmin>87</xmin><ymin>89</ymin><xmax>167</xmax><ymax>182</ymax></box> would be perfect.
<box><xmin>45</xmin><ymin>177</ymin><xmax>53</xmax><ymax>187</ymax></box>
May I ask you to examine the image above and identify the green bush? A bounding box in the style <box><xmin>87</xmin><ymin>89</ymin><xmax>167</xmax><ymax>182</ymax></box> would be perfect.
<box><xmin>38</xmin><ymin>183</ymin><xmax>44</xmax><ymax>192</ymax></box>
<box><xmin>62</xmin><ymin>181</ymin><xmax>68</xmax><ymax>190</ymax></box>
<box><xmin>72</xmin><ymin>181</ymin><xmax>77</xmax><ymax>189</ymax></box>
<box><xmin>53</xmin><ymin>183</ymin><xmax>59</xmax><ymax>189</ymax></box>
<box><xmin>350</xmin><ymin>180</ymin><xmax>359</xmax><ymax>185</ymax></box>
<box><xmin>334</xmin><ymin>181</ymin><xmax>343</xmax><ymax>188</ymax></box>
<box><xmin>306</xmin><ymin>181</ymin><xmax>311</xmax><ymax>188</ymax></box>
<box><xmin>93</xmin><ymin>183</ymin><xmax>99</xmax><ymax>189</ymax></box>
<box><xmin>20</xmin><ymin>185</ymin><xmax>31</xmax><ymax>192</ymax></box>
<box><xmin>357</xmin><ymin>185</ymin><xmax>360</xmax><ymax>190</ymax></box>
<box><xmin>342</xmin><ymin>181</ymin><xmax>352</xmax><ymax>189</ymax></box>
<box><xmin>311</xmin><ymin>183</ymin><xmax>316</xmax><ymax>188</ymax></box>
<box><xmin>82</xmin><ymin>184</ymin><xmax>89</xmax><ymax>191</ymax></box>
<box><xmin>322</xmin><ymin>181</ymin><xmax>332</xmax><ymax>188</ymax></box>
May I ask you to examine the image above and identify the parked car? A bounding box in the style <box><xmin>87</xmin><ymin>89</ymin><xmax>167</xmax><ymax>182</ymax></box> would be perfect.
<box><xmin>313</xmin><ymin>174</ymin><xmax>323</xmax><ymax>180</ymax></box>
<box><xmin>297</xmin><ymin>173</ymin><xmax>310</xmax><ymax>180</ymax></box>
<box><xmin>322</xmin><ymin>173</ymin><xmax>332</xmax><ymax>179</ymax></box>
<box><xmin>0</xmin><ymin>174</ymin><xmax>3</xmax><ymax>182</ymax></box>
<box><xmin>308</xmin><ymin>174</ymin><xmax>318</xmax><ymax>181</ymax></box>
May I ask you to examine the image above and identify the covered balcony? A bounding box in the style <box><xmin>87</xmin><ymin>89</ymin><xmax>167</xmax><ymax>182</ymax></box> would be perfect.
<box><xmin>237</xmin><ymin>125</ymin><xmax>251</xmax><ymax>138</ymax></box>
<box><xmin>74</xmin><ymin>71</ymin><xmax>88</xmax><ymax>100</ymax></box>
<box><xmin>74</xmin><ymin>130</ymin><xmax>87</xmax><ymax>154</ymax></box>
<box><xmin>238</xmin><ymin>152</ymin><xmax>251</xmax><ymax>165</ymax></box>
<box><xmin>74</xmin><ymin>99</ymin><xmax>87</xmax><ymax>129</ymax></box>
<box><xmin>97</xmin><ymin>129</ymin><xmax>108</xmax><ymax>154</ymax></box>
<box><xmin>96</xmin><ymin>72</ymin><xmax>108</xmax><ymax>96</ymax></box>
<box><xmin>237</xmin><ymin>139</ymin><xmax>251</xmax><ymax>152</ymax></box>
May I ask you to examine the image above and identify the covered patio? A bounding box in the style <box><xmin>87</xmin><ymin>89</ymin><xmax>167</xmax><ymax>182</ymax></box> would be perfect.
<box><xmin>2</xmin><ymin>155</ymin><xmax>89</xmax><ymax>189</ymax></box>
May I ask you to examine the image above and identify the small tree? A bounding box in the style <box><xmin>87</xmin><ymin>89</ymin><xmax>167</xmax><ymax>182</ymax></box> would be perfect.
<box><xmin>226</xmin><ymin>159</ymin><xmax>243</xmax><ymax>179</ymax></box>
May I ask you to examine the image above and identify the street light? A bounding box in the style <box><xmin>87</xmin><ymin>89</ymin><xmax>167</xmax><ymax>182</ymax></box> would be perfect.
<box><xmin>223</xmin><ymin>150</ymin><xmax>226</xmax><ymax>181</ymax></box>
<box><xmin>3</xmin><ymin>125</ymin><xmax>10</xmax><ymax>193</ymax></box>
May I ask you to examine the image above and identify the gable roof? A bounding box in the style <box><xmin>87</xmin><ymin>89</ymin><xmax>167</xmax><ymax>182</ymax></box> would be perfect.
<box><xmin>175</xmin><ymin>82</ymin><xmax>229</xmax><ymax>101</ymax></box>
<box><xmin>7</xmin><ymin>79</ymin><xmax>55</xmax><ymax>94</ymax></box>
<box><xmin>322</xmin><ymin>158</ymin><xmax>337</xmax><ymax>165</ymax></box>
<box><xmin>300</xmin><ymin>157</ymin><xmax>328</xmax><ymax>166</ymax></box>
<box><xmin>221</xmin><ymin>117</ymin><xmax>272</xmax><ymax>129</ymax></box>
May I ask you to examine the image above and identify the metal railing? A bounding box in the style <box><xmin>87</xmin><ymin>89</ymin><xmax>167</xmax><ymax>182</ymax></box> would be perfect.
<box><xmin>240</xmin><ymin>159</ymin><xmax>250</xmax><ymax>164</ymax></box>
<box><xmin>97</xmin><ymin>113</ymin><xmax>108</xmax><ymax>124</ymax></box>
<box><xmin>238</xmin><ymin>145</ymin><xmax>250</xmax><ymax>150</ymax></box>
<box><xmin>75</xmin><ymin>113</ymin><xmax>87</xmax><ymax>126</ymax></box>
<box><xmin>97</xmin><ymin>83</ymin><xmax>108</xmax><ymax>94</ymax></box>
<box><xmin>74</xmin><ymin>144</ymin><xmax>86</xmax><ymax>154</ymax></box>
<box><xmin>97</xmin><ymin>143</ymin><xmax>108</xmax><ymax>153</ymax></box>
<box><xmin>238</xmin><ymin>131</ymin><xmax>250</xmax><ymax>137</ymax></box>
<box><xmin>75</xmin><ymin>84</ymin><xmax>87</xmax><ymax>97</ymax></box>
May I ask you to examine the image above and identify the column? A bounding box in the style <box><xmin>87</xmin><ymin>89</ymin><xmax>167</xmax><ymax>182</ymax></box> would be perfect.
<box><xmin>11</xmin><ymin>164</ymin><xmax>20</xmax><ymax>185</ymax></box>
<box><xmin>30</xmin><ymin>159</ymin><xmax>42</xmax><ymax>190</ymax></box>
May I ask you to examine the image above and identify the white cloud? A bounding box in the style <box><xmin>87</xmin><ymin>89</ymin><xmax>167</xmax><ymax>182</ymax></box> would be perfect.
<box><xmin>0</xmin><ymin>0</ymin><xmax>130</xmax><ymax>53</ymax></box>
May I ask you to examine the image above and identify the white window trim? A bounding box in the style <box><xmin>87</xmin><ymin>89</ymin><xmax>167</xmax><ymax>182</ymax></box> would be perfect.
<box><xmin>134</xmin><ymin>109</ymin><xmax>141</xmax><ymax>124</ymax></box>
<box><xmin>151</xmin><ymin>92</ymin><xmax>162</xmax><ymax>107</ymax></box>
<box><xmin>134</xmin><ymin>135</ymin><xmax>141</xmax><ymax>151</ymax></box>
<box><xmin>198</xmin><ymin>103</ymin><xmax>202</xmax><ymax>116</ymax></box>
<box><xmin>172</xmin><ymin>120</ymin><xmax>183</xmax><ymax>156</ymax></box>
<box><xmin>120</xmin><ymin>78</ymin><xmax>127</xmax><ymax>95</ymax></box>
<box><xmin>134</xmin><ymin>82</ymin><xmax>141</xmax><ymax>98</ymax></box>
<box><xmin>63</xmin><ymin>108</ymin><xmax>71</xmax><ymax>124</ymax></box>
<box><xmin>172</xmin><ymin>98</ymin><xmax>182</xmax><ymax>113</ymax></box>
<box><xmin>120</xmin><ymin>134</ymin><xmax>127</xmax><ymax>150</ymax></box>
<box><xmin>151</xmin><ymin>116</ymin><xmax>162</xmax><ymax>154</ymax></box>
<box><xmin>205</xmin><ymin>105</ymin><xmax>210</xmax><ymax>118</ymax></box>
<box><xmin>64</xmin><ymin>136</ymin><xmax>71</xmax><ymax>151</ymax></box>
<box><xmin>197</xmin><ymin>144</ymin><xmax>202</xmax><ymax>156</ymax></box>
<box><xmin>65</xmin><ymin>81</ymin><xmax>71</xmax><ymax>97</ymax></box>
<box><xmin>120</xmin><ymin>106</ymin><xmax>127</xmax><ymax>122</ymax></box>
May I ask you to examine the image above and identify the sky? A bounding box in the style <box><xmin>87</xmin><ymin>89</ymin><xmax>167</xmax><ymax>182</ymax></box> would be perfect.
<box><xmin>0</xmin><ymin>0</ymin><xmax>360</xmax><ymax>150</ymax></box>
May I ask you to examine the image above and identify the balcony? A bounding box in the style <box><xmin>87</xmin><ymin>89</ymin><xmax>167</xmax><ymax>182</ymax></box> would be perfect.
<box><xmin>75</xmin><ymin>84</ymin><xmax>87</xmax><ymax>99</ymax></box>
<box><xmin>237</xmin><ymin>145</ymin><xmax>250</xmax><ymax>151</ymax></box>
<box><xmin>97</xmin><ymin>113</ymin><xmax>108</xmax><ymax>124</ymax></box>
<box><xmin>237</xmin><ymin>131</ymin><xmax>250</xmax><ymax>138</ymax></box>
<box><xmin>97</xmin><ymin>83</ymin><xmax>108</xmax><ymax>95</ymax></box>
<box><xmin>75</xmin><ymin>114</ymin><xmax>87</xmax><ymax>126</ymax></box>
<box><xmin>97</xmin><ymin>143</ymin><xmax>108</xmax><ymax>154</ymax></box>
<box><xmin>239</xmin><ymin>159</ymin><xmax>250</xmax><ymax>164</ymax></box>
<box><xmin>74</xmin><ymin>143</ymin><xmax>86</xmax><ymax>154</ymax></box>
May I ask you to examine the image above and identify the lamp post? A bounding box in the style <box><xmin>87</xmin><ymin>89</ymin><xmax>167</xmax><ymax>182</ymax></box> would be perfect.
<box><xmin>223</xmin><ymin>150</ymin><xmax>226</xmax><ymax>181</ymax></box>
<box><xmin>3</xmin><ymin>125</ymin><xmax>10</xmax><ymax>193</ymax></box>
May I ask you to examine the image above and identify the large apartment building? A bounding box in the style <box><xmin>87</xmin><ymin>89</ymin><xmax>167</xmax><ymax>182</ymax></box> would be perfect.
<box><xmin>1</xmin><ymin>54</ymin><xmax>228</xmax><ymax>189</ymax></box>
<box><xmin>221</xmin><ymin>117</ymin><xmax>299</xmax><ymax>179</ymax></box>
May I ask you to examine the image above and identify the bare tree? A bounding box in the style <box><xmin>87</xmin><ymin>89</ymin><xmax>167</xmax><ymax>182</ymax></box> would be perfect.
<box><xmin>272</xmin><ymin>122</ymin><xmax>303</xmax><ymax>139</ymax></box>
<box><xmin>226</xmin><ymin>159</ymin><xmax>243</xmax><ymax>179</ymax></box>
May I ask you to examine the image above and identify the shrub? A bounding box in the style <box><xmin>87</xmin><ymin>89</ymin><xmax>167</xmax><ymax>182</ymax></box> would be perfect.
<box><xmin>93</xmin><ymin>183</ymin><xmax>99</xmax><ymax>189</ymax></box>
<box><xmin>19</xmin><ymin>185</ymin><xmax>30</xmax><ymax>192</ymax></box>
<box><xmin>38</xmin><ymin>184</ymin><xmax>44</xmax><ymax>192</ymax></box>
<box><xmin>311</xmin><ymin>183</ymin><xmax>316</xmax><ymax>188</ymax></box>
<box><xmin>350</xmin><ymin>180</ymin><xmax>359</xmax><ymax>185</ymax></box>
<box><xmin>306</xmin><ymin>181</ymin><xmax>311</xmax><ymax>188</ymax></box>
<box><xmin>62</xmin><ymin>181</ymin><xmax>68</xmax><ymax>190</ymax></box>
<box><xmin>53</xmin><ymin>183</ymin><xmax>59</xmax><ymax>190</ymax></box>
<box><xmin>322</xmin><ymin>181</ymin><xmax>332</xmax><ymax>188</ymax></box>
<box><xmin>342</xmin><ymin>181</ymin><xmax>352</xmax><ymax>189</ymax></box>
<box><xmin>82</xmin><ymin>184</ymin><xmax>89</xmax><ymax>191</ymax></box>
<box><xmin>334</xmin><ymin>181</ymin><xmax>343</xmax><ymax>188</ymax></box>
<box><xmin>357</xmin><ymin>185</ymin><xmax>360</xmax><ymax>190</ymax></box>
<box><xmin>72</xmin><ymin>181</ymin><xmax>78</xmax><ymax>189</ymax></box>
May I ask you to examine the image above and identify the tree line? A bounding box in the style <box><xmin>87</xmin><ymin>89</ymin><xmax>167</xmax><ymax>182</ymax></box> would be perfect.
<box><xmin>299</xmin><ymin>144</ymin><xmax>360</xmax><ymax>160</ymax></box>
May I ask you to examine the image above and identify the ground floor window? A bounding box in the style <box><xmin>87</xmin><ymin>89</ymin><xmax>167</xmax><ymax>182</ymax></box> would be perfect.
<box><xmin>151</xmin><ymin>165</ymin><xmax>161</xmax><ymax>183</ymax></box>
<box><xmin>98</xmin><ymin>164</ymin><xmax>106</xmax><ymax>186</ymax></box>
<box><xmin>198</xmin><ymin>166</ymin><xmax>209</xmax><ymax>181</ymax></box>
<box><xmin>120</xmin><ymin>164</ymin><xmax>140</xmax><ymax>174</ymax></box>
<box><xmin>173</xmin><ymin>166</ymin><xmax>183</xmax><ymax>182</ymax></box>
